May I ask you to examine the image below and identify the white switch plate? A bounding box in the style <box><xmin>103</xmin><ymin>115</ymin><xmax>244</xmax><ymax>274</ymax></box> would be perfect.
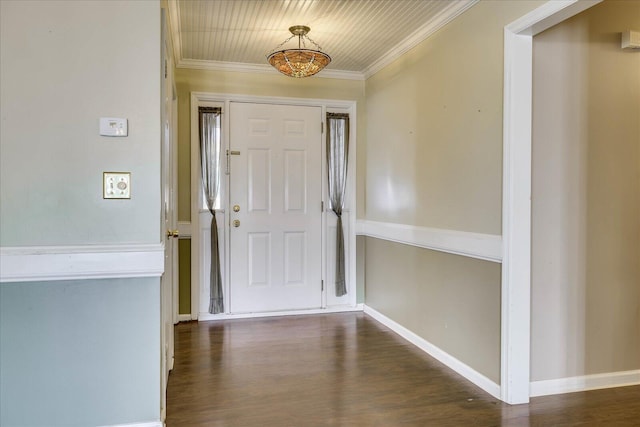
<box><xmin>100</xmin><ymin>117</ymin><xmax>128</xmax><ymax>136</ymax></box>
<box><xmin>103</xmin><ymin>172</ymin><xmax>131</xmax><ymax>199</ymax></box>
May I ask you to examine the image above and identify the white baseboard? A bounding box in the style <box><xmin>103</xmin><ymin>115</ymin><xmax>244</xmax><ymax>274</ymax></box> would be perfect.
<box><xmin>363</xmin><ymin>304</ymin><xmax>501</xmax><ymax>400</ymax></box>
<box><xmin>356</xmin><ymin>220</ymin><xmax>502</xmax><ymax>263</ymax></box>
<box><xmin>530</xmin><ymin>369</ymin><xmax>640</xmax><ymax>397</ymax></box>
<box><xmin>99</xmin><ymin>421</ymin><xmax>162</xmax><ymax>427</ymax></box>
<box><xmin>0</xmin><ymin>243</ymin><xmax>165</xmax><ymax>283</ymax></box>
<box><xmin>177</xmin><ymin>314</ymin><xmax>193</xmax><ymax>322</ymax></box>
<box><xmin>198</xmin><ymin>304</ymin><xmax>364</xmax><ymax>322</ymax></box>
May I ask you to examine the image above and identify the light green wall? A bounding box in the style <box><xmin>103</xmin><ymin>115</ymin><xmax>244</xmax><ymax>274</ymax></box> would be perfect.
<box><xmin>178</xmin><ymin>238</ymin><xmax>191</xmax><ymax>314</ymax></box>
<box><xmin>0</xmin><ymin>0</ymin><xmax>161</xmax><ymax>246</ymax></box>
<box><xmin>531</xmin><ymin>0</ymin><xmax>640</xmax><ymax>381</ymax></box>
<box><xmin>0</xmin><ymin>1</ymin><xmax>162</xmax><ymax>425</ymax></box>
<box><xmin>0</xmin><ymin>279</ymin><xmax>160</xmax><ymax>427</ymax></box>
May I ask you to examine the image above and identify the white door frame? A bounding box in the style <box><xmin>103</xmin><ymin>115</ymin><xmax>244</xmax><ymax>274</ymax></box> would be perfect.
<box><xmin>190</xmin><ymin>92</ymin><xmax>357</xmax><ymax>320</ymax></box>
<box><xmin>501</xmin><ymin>0</ymin><xmax>602</xmax><ymax>404</ymax></box>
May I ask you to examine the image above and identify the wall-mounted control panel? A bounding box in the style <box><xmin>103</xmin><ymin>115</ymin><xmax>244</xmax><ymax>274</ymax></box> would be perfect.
<box><xmin>100</xmin><ymin>117</ymin><xmax>128</xmax><ymax>136</ymax></box>
<box><xmin>103</xmin><ymin>172</ymin><xmax>131</xmax><ymax>199</ymax></box>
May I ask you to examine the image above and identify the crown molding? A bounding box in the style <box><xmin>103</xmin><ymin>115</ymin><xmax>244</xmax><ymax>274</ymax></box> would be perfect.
<box><xmin>362</xmin><ymin>0</ymin><xmax>479</xmax><ymax>79</ymax></box>
<box><xmin>176</xmin><ymin>58</ymin><xmax>365</xmax><ymax>81</ymax></box>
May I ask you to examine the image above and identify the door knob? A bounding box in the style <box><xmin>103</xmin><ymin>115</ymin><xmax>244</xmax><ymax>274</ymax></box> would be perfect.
<box><xmin>233</xmin><ymin>204</ymin><xmax>240</xmax><ymax>212</ymax></box>
<box><xmin>166</xmin><ymin>229</ymin><xmax>179</xmax><ymax>238</ymax></box>
<box><xmin>233</xmin><ymin>220</ymin><xmax>240</xmax><ymax>228</ymax></box>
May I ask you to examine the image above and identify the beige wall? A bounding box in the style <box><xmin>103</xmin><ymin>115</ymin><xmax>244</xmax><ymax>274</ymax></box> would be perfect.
<box><xmin>361</xmin><ymin>0</ymin><xmax>545</xmax><ymax>383</ymax></box>
<box><xmin>365</xmin><ymin>0</ymin><xmax>545</xmax><ymax>235</ymax></box>
<box><xmin>365</xmin><ymin>238</ymin><xmax>502</xmax><ymax>382</ymax></box>
<box><xmin>531</xmin><ymin>0</ymin><xmax>640</xmax><ymax>381</ymax></box>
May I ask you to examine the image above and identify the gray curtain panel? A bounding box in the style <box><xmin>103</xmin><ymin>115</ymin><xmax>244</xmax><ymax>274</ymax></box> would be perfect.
<box><xmin>199</xmin><ymin>107</ymin><xmax>224</xmax><ymax>314</ymax></box>
<box><xmin>326</xmin><ymin>113</ymin><xmax>350</xmax><ymax>297</ymax></box>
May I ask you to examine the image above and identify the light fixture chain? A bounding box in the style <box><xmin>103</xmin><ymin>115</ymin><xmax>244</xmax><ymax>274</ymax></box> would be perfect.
<box><xmin>267</xmin><ymin>33</ymin><xmax>296</xmax><ymax>55</ymax></box>
<box><xmin>304</xmin><ymin>34</ymin><xmax>323</xmax><ymax>51</ymax></box>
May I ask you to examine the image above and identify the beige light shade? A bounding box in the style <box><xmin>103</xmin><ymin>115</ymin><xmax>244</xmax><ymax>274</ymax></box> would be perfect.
<box><xmin>268</xmin><ymin>48</ymin><xmax>331</xmax><ymax>78</ymax></box>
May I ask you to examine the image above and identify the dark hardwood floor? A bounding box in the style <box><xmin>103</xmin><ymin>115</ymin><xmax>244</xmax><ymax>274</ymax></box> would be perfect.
<box><xmin>166</xmin><ymin>312</ymin><xmax>640</xmax><ymax>426</ymax></box>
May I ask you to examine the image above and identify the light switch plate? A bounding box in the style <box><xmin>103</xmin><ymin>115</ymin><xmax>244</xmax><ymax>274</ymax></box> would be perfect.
<box><xmin>103</xmin><ymin>172</ymin><xmax>131</xmax><ymax>199</ymax></box>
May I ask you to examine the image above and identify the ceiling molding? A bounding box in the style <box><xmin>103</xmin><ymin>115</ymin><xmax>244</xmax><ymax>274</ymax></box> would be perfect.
<box><xmin>362</xmin><ymin>0</ymin><xmax>479</xmax><ymax>79</ymax></box>
<box><xmin>166</xmin><ymin>0</ymin><xmax>478</xmax><ymax>82</ymax></box>
<box><xmin>176</xmin><ymin>58</ymin><xmax>365</xmax><ymax>81</ymax></box>
<box><xmin>166</xmin><ymin>0</ymin><xmax>183</xmax><ymax>69</ymax></box>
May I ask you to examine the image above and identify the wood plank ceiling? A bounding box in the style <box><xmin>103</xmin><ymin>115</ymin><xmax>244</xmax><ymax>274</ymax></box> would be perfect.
<box><xmin>168</xmin><ymin>0</ymin><xmax>478</xmax><ymax>79</ymax></box>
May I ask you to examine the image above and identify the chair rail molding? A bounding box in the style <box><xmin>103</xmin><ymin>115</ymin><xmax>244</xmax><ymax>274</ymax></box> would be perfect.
<box><xmin>0</xmin><ymin>243</ymin><xmax>165</xmax><ymax>283</ymax></box>
<box><xmin>356</xmin><ymin>219</ymin><xmax>502</xmax><ymax>263</ymax></box>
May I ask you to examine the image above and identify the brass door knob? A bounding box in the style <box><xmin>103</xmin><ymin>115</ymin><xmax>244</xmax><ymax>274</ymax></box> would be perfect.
<box><xmin>233</xmin><ymin>204</ymin><xmax>240</xmax><ymax>212</ymax></box>
<box><xmin>233</xmin><ymin>220</ymin><xmax>240</xmax><ymax>228</ymax></box>
<box><xmin>166</xmin><ymin>229</ymin><xmax>179</xmax><ymax>238</ymax></box>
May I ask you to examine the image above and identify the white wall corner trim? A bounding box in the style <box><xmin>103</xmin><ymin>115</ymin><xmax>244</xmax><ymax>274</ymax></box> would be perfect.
<box><xmin>530</xmin><ymin>370</ymin><xmax>640</xmax><ymax>397</ymax></box>
<box><xmin>0</xmin><ymin>243</ymin><xmax>165</xmax><ymax>283</ymax></box>
<box><xmin>356</xmin><ymin>220</ymin><xmax>502</xmax><ymax>263</ymax></box>
<box><xmin>364</xmin><ymin>305</ymin><xmax>501</xmax><ymax>400</ymax></box>
<box><xmin>98</xmin><ymin>421</ymin><xmax>163</xmax><ymax>427</ymax></box>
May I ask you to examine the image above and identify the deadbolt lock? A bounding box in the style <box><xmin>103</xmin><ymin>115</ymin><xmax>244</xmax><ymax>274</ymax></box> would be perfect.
<box><xmin>233</xmin><ymin>205</ymin><xmax>240</xmax><ymax>212</ymax></box>
<box><xmin>233</xmin><ymin>220</ymin><xmax>240</xmax><ymax>227</ymax></box>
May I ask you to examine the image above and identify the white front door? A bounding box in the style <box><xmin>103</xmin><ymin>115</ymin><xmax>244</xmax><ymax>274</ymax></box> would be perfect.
<box><xmin>228</xmin><ymin>102</ymin><xmax>323</xmax><ymax>313</ymax></box>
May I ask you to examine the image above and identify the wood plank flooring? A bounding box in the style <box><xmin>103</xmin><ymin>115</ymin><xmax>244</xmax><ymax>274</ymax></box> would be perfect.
<box><xmin>166</xmin><ymin>312</ymin><xmax>640</xmax><ymax>426</ymax></box>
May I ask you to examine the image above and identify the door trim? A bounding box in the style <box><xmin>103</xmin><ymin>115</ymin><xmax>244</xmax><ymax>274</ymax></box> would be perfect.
<box><xmin>501</xmin><ymin>0</ymin><xmax>602</xmax><ymax>404</ymax></box>
<box><xmin>190</xmin><ymin>92</ymin><xmax>357</xmax><ymax>320</ymax></box>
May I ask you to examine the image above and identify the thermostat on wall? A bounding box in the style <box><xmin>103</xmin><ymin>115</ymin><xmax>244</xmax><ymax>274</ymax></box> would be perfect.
<box><xmin>100</xmin><ymin>117</ymin><xmax>128</xmax><ymax>136</ymax></box>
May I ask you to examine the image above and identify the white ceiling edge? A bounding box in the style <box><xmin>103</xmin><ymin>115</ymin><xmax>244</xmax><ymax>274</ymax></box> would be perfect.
<box><xmin>362</xmin><ymin>0</ymin><xmax>480</xmax><ymax>79</ymax></box>
<box><xmin>176</xmin><ymin>58</ymin><xmax>365</xmax><ymax>81</ymax></box>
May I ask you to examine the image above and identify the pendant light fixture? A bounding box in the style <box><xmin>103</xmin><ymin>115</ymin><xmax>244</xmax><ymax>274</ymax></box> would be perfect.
<box><xmin>267</xmin><ymin>25</ymin><xmax>331</xmax><ymax>78</ymax></box>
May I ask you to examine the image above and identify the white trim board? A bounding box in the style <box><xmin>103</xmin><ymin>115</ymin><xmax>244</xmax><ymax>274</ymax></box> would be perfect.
<box><xmin>177</xmin><ymin>221</ymin><xmax>192</xmax><ymax>239</ymax></box>
<box><xmin>363</xmin><ymin>305</ymin><xmax>501</xmax><ymax>400</ymax></box>
<box><xmin>530</xmin><ymin>370</ymin><xmax>640</xmax><ymax>397</ymax></box>
<box><xmin>356</xmin><ymin>220</ymin><xmax>501</xmax><ymax>263</ymax></box>
<box><xmin>198</xmin><ymin>304</ymin><xmax>364</xmax><ymax>322</ymax></box>
<box><xmin>98</xmin><ymin>422</ymin><xmax>162</xmax><ymax>427</ymax></box>
<box><xmin>0</xmin><ymin>243</ymin><xmax>165</xmax><ymax>283</ymax></box>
